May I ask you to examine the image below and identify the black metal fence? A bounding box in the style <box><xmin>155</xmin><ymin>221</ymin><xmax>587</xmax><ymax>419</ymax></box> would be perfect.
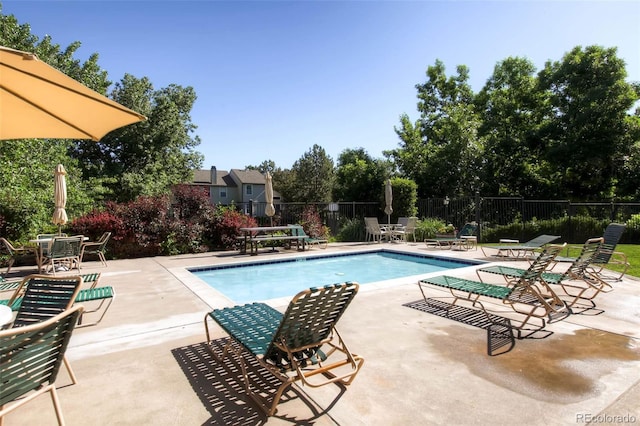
<box><xmin>236</xmin><ymin>196</ymin><xmax>640</xmax><ymax>243</ymax></box>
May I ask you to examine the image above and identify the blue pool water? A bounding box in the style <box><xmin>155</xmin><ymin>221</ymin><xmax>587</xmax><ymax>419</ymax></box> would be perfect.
<box><xmin>190</xmin><ymin>250</ymin><xmax>478</xmax><ymax>304</ymax></box>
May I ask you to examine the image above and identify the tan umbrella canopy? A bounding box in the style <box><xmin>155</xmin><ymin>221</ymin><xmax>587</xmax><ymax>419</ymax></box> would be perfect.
<box><xmin>384</xmin><ymin>178</ymin><xmax>393</xmax><ymax>225</ymax></box>
<box><xmin>265</xmin><ymin>171</ymin><xmax>275</xmax><ymax>225</ymax></box>
<box><xmin>52</xmin><ymin>164</ymin><xmax>68</xmax><ymax>234</ymax></box>
<box><xmin>0</xmin><ymin>45</ymin><xmax>146</xmax><ymax>141</ymax></box>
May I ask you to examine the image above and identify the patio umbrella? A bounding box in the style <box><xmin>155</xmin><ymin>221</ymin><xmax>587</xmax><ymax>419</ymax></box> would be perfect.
<box><xmin>52</xmin><ymin>164</ymin><xmax>68</xmax><ymax>234</ymax></box>
<box><xmin>0</xmin><ymin>45</ymin><xmax>146</xmax><ymax>141</ymax></box>
<box><xmin>384</xmin><ymin>178</ymin><xmax>393</xmax><ymax>225</ymax></box>
<box><xmin>265</xmin><ymin>171</ymin><xmax>275</xmax><ymax>225</ymax></box>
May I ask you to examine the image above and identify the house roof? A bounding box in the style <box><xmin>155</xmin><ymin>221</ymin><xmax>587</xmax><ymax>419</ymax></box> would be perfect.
<box><xmin>230</xmin><ymin>169</ymin><xmax>267</xmax><ymax>184</ymax></box>
<box><xmin>192</xmin><ymin>169</ymin><xmax>214</xmax><ymax>184</ymax></box>
<box><xmin>192</xmin><ymin>169</ymin><xmax>236</xmax><ymax>187</ymax></box>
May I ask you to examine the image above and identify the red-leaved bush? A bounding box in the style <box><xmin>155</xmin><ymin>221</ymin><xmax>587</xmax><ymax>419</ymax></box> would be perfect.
<box><xmin>69</xmin><ymin>189</ymin><xmax>258</xmax><ymax>259</ymax></box>
<box><xmin>300</xmin><ymin>205</ymin><xmax>329</xmax><ymax>238</ymax></box>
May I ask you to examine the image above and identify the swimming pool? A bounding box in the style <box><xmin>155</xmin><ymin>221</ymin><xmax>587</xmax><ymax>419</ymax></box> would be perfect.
<box><xmin>189</xmin><ymin>250</ymin><xmax>481</xmax><ymax>304</ymax></box>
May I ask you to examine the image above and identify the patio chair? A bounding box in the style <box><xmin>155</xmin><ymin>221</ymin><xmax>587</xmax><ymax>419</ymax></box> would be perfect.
<box><xmin>0</xmin><ymin>305</ymin><xmax>83</xmax><ymax>425</ymax></box>
<box><xmin>4</xmin><ymin>274</ymin><xmax>83</xmax><ymax>385</ymax></box>
<box><xmin>0</xmin><ymin>275</ymin><xmax>22</xmax><ymax>297</ymax></box>
<box><xmin>452</xmin><ymin>222</ymin><xmax>479</xmax><ymax>250</ymax></box>
<box><xmin>480</xmin><ymin>234</ymin><xmax>561</xmax><ymax>259</ymax></box>
<box><xmin>289</xmin><ymin>225</ymin><xmax>328</xmax><ymax>249</ymax></box>
<box><xmin>41</xmin><ymin>235</ymin><xmax>84</xmax><ymax>275</ymax></box>
<box><xmin>364</xmin><ymin>217</ymin><xmax>390</xmax><ymax>243</ymax></box>
<box><xmin>477</xmin><ymin>237</ymin><xmax>612</xmax><ymax>311</ymax></box>
<box><xmin>418</xmin><ymin>243</ymin><xmax>570</xmax><ymax>339</ymax></box>
<box><xmin>424</xmin><ymin>222</ymin><xmax>478</xmax><ymax>250</ymax></box>
<box><xmin>80</xmin><ymin>231</ymin><xmax>111</xmax><ymax>267</ymax></box>
<box><xmin>0</xmin><ymin>273</ymin><xmax>114</xmax><ymax>328</ymax></box>
<box><xmin>555</xmin><ymin>223</ymin><xmax>629</xmax><ymax>281</ymax></box>
<box><xmin>204</xmin><ymin>282</ymin><xmax>364</xmax><ymax>416</ymax></box>
<box><xmin>0</xmin><ymin>237</ymin><xmax>38</xmax><ymax>274</ymax></box>
<box><xmin>394</xmin><ymin>217</ymin><xmax>418</xmax><ymax>242</ymax></box>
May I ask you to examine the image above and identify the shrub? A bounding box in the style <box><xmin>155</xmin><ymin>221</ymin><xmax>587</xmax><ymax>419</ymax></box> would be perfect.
<box><xmin>415</xmin><ymin>217</ymin><xmax>447</xmax><ymax>241</ymax></box>
<box><xmin>206</xmin><ymin>205</ymin><xmax>258</xmax><ymax>250</ymax></box>
<box><xmin>299</xmin><ymin>205</ymin><xmax>329</xmax><ymax>238</ymax></box>
<box><xmin>335</xmin><ymin>217</ymin><xmax>366</xmax><ymax>242</ymax></box>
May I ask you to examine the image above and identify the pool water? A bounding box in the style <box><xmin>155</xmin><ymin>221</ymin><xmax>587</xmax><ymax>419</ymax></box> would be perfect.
<box><xmin>190</xmin><ymin>250</ymin><xmax>478</xmax><ymax>304</ymax></box>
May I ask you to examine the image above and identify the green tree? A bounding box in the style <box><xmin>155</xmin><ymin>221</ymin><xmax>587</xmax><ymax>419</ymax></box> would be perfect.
<box><xmin>71</xmin><ymin>75</ymin><xmax>204</xmax><ymax>202</ymax></box>
<box><xmin>538</xmin><ymin>45</ymin><xmax>639</xmax><ymax>200</ymax></box>
<box><xmin>0</xmin><ymin>11</ymin><xmax>109</xmax><ymax>239</ymax></box>
<box><xmin>271</xmin><ymin>168</ymin><xmax>297</xmax><ymax>202</ymax></box>
<box><xmin>245</xmin><ymin>160</ymin><xmax>276</xmax><ymax>174</ymax></box>
<box><xmin>388</xmin><ymin>60</ymin><xmax>483</xmax><ymax>197</ymax></box>
<box><xmin>333</xmin><ymin>148</ymin><xmax>390</xmax><ymax>201</ymax></box>
<box><xmin>389</xmin><ymin>177</ymin><xmax>418</xmax><ymax>219</ymax></box>
<box><xmin>475</xmin><ymin>57</ymin><xmax>553</xmax><ymax>197</ymax></box>
<box><xmin>289</xmin><ymin>144</ymin><xmax>334</xmax><ymax>203</ymax></box>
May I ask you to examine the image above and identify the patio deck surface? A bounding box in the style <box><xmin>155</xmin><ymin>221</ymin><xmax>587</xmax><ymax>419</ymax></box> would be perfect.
<box><xmin>3</xmin><ymin>242</ymin><xmax>639</xmax><ymax>425</ymax></box>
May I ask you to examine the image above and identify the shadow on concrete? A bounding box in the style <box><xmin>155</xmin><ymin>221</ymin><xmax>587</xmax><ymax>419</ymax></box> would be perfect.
<box><xmin>171</xmin><ymin>339</ymin><xmax>346</xmax><ymax>425</ymax></box>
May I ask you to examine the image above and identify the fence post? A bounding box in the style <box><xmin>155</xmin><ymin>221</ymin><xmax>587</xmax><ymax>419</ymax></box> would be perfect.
<box><xmin>475</xmin><ymin>191</ymin><xmax>481</xmax><ymax>241</ymax></box>
<box><xmin>611</xmin><ymin>201</ymin><xmax>615</xmax><ymax>222</ymax></box>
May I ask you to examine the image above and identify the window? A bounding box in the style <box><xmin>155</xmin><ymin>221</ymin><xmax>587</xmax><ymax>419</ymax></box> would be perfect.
<box><xmin>246</xmin><ymin>184</ymin><xmax>252</xmax><ymax>195</ymax></box>
<box><xmin>219</xmin><ymin>188</ymin><xmax>227</xmax><ymax>199</ymax></box>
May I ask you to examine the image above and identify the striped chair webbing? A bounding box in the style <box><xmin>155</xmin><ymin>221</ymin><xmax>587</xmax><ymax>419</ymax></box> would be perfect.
<box><xmin>2</xmin><ymin>286</ymin><xmax>114</xmax><ymax>311</ymax></box>
<box><xmin>76</xmin><ymin>286</ymin><xmax>114</xmax><ymax>302</ymax></box>
<box><xmin>420</xmin><ymin>275</ymin><xmax>513</xmax><ymax>300</ymax></box>
<box><xmin>209</xmin><ymin>302</ymin><xmax>283</xmax><ymax>356</ymax></box>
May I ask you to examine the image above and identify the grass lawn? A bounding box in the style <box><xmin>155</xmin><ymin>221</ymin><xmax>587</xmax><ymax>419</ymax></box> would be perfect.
<box><xmin>480</xmin><ymin>243</ymin><xmax>639</xmax><ymax>279</ymax></box>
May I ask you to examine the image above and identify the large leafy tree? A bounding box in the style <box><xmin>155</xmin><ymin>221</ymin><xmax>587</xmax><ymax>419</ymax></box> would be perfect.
<box><xmin>538</xmin><ymin>45</ymin><xmax>639</xmax><ymax>200</ymax></box>
<box><xmin>0</xmin><ymin>11</ymin><xmax>107</xmax><ymax>239</ymax></box>
<box><xmin>71</xmin><ymin>75</ymin><xmax>203</xmax><ymax>202</ymax></box>
<box><xmin>333</xmin><ymin>148</ymin><xmax>390</xmax><ymax>201</ymax></box>
<box><xmin>475</xmin><ymin>57</ymin><xmax>553</xmax><ymax>197</ymax></box>
<box><xmin>289</xmin><ymin>144</ymin><xmax>334</xmax><ymax>203</ymax></box>
<box><xmin>0</xmin><ymin>7</ymin><xmax>204</xmax><ymax>241</ymax></box>
<box><xmin>388</xmin><ymin>60</ymin><xmax>483</xmax><ymax>197</ymax></box>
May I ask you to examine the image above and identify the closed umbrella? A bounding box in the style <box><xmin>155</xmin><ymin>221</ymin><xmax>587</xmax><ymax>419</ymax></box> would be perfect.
<box><xmin>52</xmin><ymin>164</ymin><xmax>68</xmax><ymax>234</ymax></box>
<box><xmin>0</xmin><ymin>45</ymin><xmax>145</xmax><ymax>141</ymax></box>
<box><xmin>265</xmin><ymin>171</ymin><xmax>275</xmax><ymax>225</ymax></box>
<box><xmin>384</xmin><ymin>178</ymin><xmax>393</xmax><ymax>225</ymax></box>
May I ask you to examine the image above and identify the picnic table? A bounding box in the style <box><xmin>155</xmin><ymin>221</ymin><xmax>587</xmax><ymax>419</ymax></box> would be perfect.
<box><xmin>238</xmin><ymin>226</ymin><xmax>306</xmax><ymax>255</ymax></box>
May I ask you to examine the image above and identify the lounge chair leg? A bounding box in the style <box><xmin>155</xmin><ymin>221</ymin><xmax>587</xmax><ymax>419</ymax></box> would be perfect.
<box><xmin>63</xmin><ymin>355</ymin><xmax>78</xmax><ymax>385</ymax></box>
<box><xmin>48</xmin><ymin>386</ymin><xmax>66</xmax><ymax>426</ymax></box>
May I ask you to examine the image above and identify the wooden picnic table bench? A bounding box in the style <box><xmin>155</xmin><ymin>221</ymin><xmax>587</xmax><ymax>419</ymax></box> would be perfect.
<box><xmin>238</xmin><ymin>226</ymin><xmax>306</xmax><ymax>255</ymax></box>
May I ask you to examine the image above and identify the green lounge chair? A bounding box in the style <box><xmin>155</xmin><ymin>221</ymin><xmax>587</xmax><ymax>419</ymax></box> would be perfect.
<box><xmin>204</xmin><ymin>282</ymin><xmax>364</xmax><ymax>416</ymax></box>
<box><xmin>418</xmin><ymin>244</ymin><xmax>570</xmax><ymax>339</ymax></box>
<box><xmin>477</xmin><ymin>237</ymin><xmax>611</xmax><ymax>311</ymax></box>
<box><xmin>480</xmin><ymin>234</ymin><xmax>561</xmax><ymax>259</ymax></box>
<box><xmin>5</xmin><ymin>275</ymin><xmax>84</xmax><ymax>385</ymax></box>
<box><xmin>0</xmin><ymin>305</ymin><xmax>83</xmax><ymax>425</ymax></box>
<box><xmin>289</xmin><ymin>224</ymin><xmax>328</xmax><ymax>249</ymax></box>
<box><xmin>554</xmin><ymin>223</ymin><xmax>629</xmax><ymax>281</ymax></box>
<box><xmin>0</xmin><ymin>272</ymin><xmax>114</xmax><ymax>328</ymax></box>
<box><xmin>425</xmin><ymin>222</ymin><xmax>478</xmax><ymax>250</ymax></box>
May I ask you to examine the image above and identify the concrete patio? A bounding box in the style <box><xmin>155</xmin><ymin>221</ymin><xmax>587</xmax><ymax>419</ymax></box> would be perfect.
<box><xmin>2</xmin><ymin>242</ymin><xmax>639</xmax><ymax>425</ymax></box>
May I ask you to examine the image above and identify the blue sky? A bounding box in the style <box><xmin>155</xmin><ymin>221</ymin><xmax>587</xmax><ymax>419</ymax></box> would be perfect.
<box><xmin>3</xmin><ymin>1</ymin><xmax>639</xmax><ymax>172</ymax></box>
